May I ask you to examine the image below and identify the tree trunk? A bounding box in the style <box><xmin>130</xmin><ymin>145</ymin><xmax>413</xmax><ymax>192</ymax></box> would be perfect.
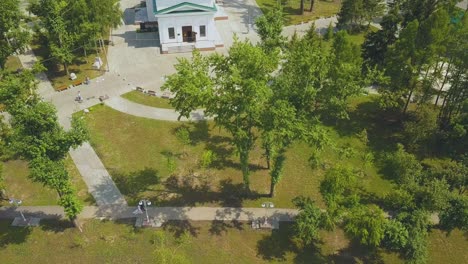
<box><xmin>239</xmin><ymin>149</ymin><xmax>250</xmax><ymax>193</ymax></box>
<box><xmin>264</xmin><ymin>145</ymin><xmax>271</xmax><ymax>170</ymax></box>
<box><xmin>435</xmin><ymin>62</ymin><xmax>452</xmax><ymax>106</ymax></box>
<box><xmin>403</xmin><ymin>88</ymin><xmax>414</xmax><ymax>114</ymax></box>
<box><xmin>73</xmin><ymin>218</ymin><xmax>83</xmax><ymax>232</ymax></box>
<box><xmin>300</xmin><ymin>0</ymin><xmax>304</xmax><ymax>15</ymax></box>
<box><xmin>309</xmin><ymin>0</ymin><xmax>314</xmax><ymax>12</ymax></box>
<box><xmin>270</xmin><ymin>180</ymin><xmax>276</xmax><ymax>197</ymax></box>
<box><xmin>63</xmin><ymin>62</ymin><xmax>69</xmax><ymax>76</ymax></box>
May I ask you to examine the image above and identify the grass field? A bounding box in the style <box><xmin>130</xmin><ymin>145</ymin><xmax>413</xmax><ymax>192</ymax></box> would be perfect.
<box><xmin>0</xmin><ymin>157</ymin><xmax>94</xmax><ymax>206</ymax></box>
<box><xmin>4</xmin><ymin>56</ymin><xmax>22</xmax><ymax>72</ymax></box>
<box><xmin>121</xmin><ymin>91</ymin><xmax>174</xmax><ymax>109</ymax></box>
<box><xmin>80</xmin><ymin>95</ymin><xmax>393</xmax><ymax>207</ymax></box>
<box><xmin>30</xmin><ymin>36</ymin><xmax>108</xmax><ymax>90</ymax></box>
<box><xmin>0</xmin><ymin>219</ymin><xmax>466</xmax><ymax>263</ymax></box>
<box><xmin>256</xmin><ymin>0</ymin><xmax>341</xmax><ymax>25</ymax></box>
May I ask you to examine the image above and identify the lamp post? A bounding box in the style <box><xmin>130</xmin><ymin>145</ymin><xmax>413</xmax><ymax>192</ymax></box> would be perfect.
<box><xmin>261</xmin><ymin>202</ymin><xmax>274</xmax><ymax>224</ymax></box>
<box><xmin>136</xmin><ymin>199</ymin><xmax>151</xmax><ymax>224</ymax></box>
<box><xmin>9</xmin><ymin>198</ymin><xmax>26</xmax><ymax>222</ymax></box>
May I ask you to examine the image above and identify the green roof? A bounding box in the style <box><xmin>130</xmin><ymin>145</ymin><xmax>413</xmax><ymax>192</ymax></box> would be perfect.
<box><xmin>153</xmin><ymin>1</ymin><xmax>217</xmax><ymax>15</ymax></box>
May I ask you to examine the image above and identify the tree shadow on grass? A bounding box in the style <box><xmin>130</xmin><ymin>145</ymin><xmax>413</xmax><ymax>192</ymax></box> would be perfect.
<box><xmin>0</xmin><ymin>220</ymin><xmax>32</xmax><ymax>248</ymax></box>
<box><xmin>162</xmin><ymin>220</ymin><xmax>200</xmax><ymax>238</ymax></box>
<box><xmin>112</xmin><ymin>167</ymin><xmax>161</xmax><ymax>204</ymax></box>
<box><xmin>324</xmin><ymin>97</ymin><xmax>403</xmax><ymax>154</ymax></box>
<box><xmin>208</xmin><ymin>219</ymin><xmax>244</xmax><ymax>236</ymax></box>
<box><xmin>256</xmin><ymin>222</ymin><xmax>327</xmax><ymax>263</ymax></box>
<box><xmin>155</xmin><ymin>176</ymin><xmax>262</xmax><ymax>207</ymax></box>
<box><xmin>327</xmin><ymin>239</ymin><xmax>386</xmax><ymax>264</ymax></box>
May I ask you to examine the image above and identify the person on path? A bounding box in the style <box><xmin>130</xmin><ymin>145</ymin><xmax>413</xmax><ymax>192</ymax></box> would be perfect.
<box><xmin>77</xmin><ymin>91</ymin><xmax>82</xmax><ymax>102</ymax></box>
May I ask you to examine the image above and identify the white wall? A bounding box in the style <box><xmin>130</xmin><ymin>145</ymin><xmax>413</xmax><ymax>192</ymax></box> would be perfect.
<box><xmin>158</xmin><ymin>14</ymin><xmax>216</xmax><ymax>45</ymax></box>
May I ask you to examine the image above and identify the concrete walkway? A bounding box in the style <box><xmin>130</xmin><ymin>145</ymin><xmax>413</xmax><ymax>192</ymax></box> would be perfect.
<box><xmin>0</xmin><ymin>205</ymin><xmax>298</xmax><ymax>222</ymax></box>
<box><xmin>105</xmin><ymin>97</ymin><xmax>206</xmax><ymax>121</ymax></box>
<box><xmin>16</xmin><ymin>46</ymin><xmax>56</xmax><ymax>97</ymax></box>
<box><xmin>69</xmin><ymin>143</ymin><xmax>127</xmax><ymax>206</ymax></box>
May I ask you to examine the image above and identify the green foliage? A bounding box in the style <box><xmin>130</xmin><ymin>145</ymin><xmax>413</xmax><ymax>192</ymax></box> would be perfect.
<box><xmin>0</xmin><ymin>0</ymin><xmax>30</xmax><ymax>68</ymax></box>
<box><xmin>175</xmin><ymin>126</ymin><xmax>192</xmax><ymax>153</ymax></box>
<box><xmin>439</xmin><ymin>195</ymin><xmax>468</xmax><ymax>232</ymax></box>
<box><xmin>163</xmin><ymin>51</ymin><xmax>213</xmax><ymax>120</ymax></box>
<box><xmin>383</xmin><ymin>219</ymin><xmax>409</xmax><ymax>251</ymax></box>
<box><xmin>324</xmin><ymin>22</ymin><xmax>334</xmax><ymax>41</ymax></box>
<box><xmin>344</xmin><ymin>204</ymin><xmax>387</xmax><ymax>247</ymax></box>
<box><xmin>166</xmin><ymin>157</ymin><xmax>177</xmax><ymax>175</ymax></box>
<box><xmin>255</xmin><ymin>4</ymin><xmax>286</xmax><ymax>52</ymax></box>
<box><xmin>384</xmin><ymin>188</ymin><xmax>416</xmax><ymax>212</ymax></box>
<box><xmin>29</xmin><ymin>0</ymin><xmax>122</xmax><ymax>73</ymax></box>
<box><xmin>164</xmin><ymin>39</ymin><xmax>279</xmax><ymax>191</ymax></box>
<box><xmin>199</xmin><ymin>150</ymin><xmax>216</xmax><ymax>170</ymax></box>
<box><xmin>320</xmin><ymin>166</ymin><xmax>358</xmax><ymax>205</ymax></box>
<box><xmin>1</xmin><ymin>68</ymin><xmax>88</xmax><ymax>221</ymax></box>
<box><xmin>383</xmin><ymin>144</ymin><xmax>422</xmax><ymax>184</ymax></box>
<box><xmin>396</xmin><ymin>210</ymin><xmax>430</xmax><ymax>264</ymax></box>
<box><xmin>292</xmin><ymin>196</ymin><xmax>326</xmax><ymax>245</ymax></box>
<box><xmin>423</xmin><ymin>158</ymin><xmax>467</xmax><ymax>194</ymax></box>
<box><xmin>337</xmin><ymin>0</ymin><xmax>384</xmax><ymax>32</ymax></box>
<box><xmin>403</xmin><ymin>105</ymin><xmax>438</xmax><ymax>153</ymax></box>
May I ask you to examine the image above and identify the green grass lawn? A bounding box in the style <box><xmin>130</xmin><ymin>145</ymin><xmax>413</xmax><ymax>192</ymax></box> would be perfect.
<box><xmin>0</xmin><ymin>219</ymin><xmax>466</xmax><ymax>263</ymax></box>
<box><xmin>4</xmin><ymin>56</ymin><xmax>22</xmax><ymax>72</ymax></box>
<box><xmin>121</xmin><ymin>91</ymin><xmax>174</xmax><ymax>109</ymax></box>
<box><xmin>256</xmin><ymin>0</ymin><xmax>341</xmax><ymax>25</ymax></box>
<box><xmin>30</xmin><ymin>36</ymin><xmax>108</xmax><ymax>90</ymax></box>
<box><xmin>80</xmin><ymin>96</ymin><xmax>393</xmax><ymax>207</ymax></box>
<box><xmin>1</xmin><ymin>157</ymin><xmax>94</xmax><ymax>206</ymax></box>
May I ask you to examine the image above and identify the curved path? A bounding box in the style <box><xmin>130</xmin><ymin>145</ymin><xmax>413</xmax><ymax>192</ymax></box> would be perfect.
<box><xmin>105</xmin><ymin>97</ymin><xmax>207</xmax><ymax>121</ymax></box>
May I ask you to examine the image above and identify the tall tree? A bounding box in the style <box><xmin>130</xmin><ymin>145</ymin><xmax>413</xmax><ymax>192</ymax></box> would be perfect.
<box><xmin>344</xmin><ymin>204</ymin><xmax>388</xmax><ymax>247</ymax></box>
<box><xmin>337</xmin><ymin>0</ymin><xmax>365</xmax><ymax>32</ymax></box>
<box><xmin>29</xmin><ymin>0</ymin><xmax>122</xmax><ymax>74</ymax></box>
<box><xmin>1</xmin><ymin>68</ymin><xmax>88</xmax><ymax>226</ymax></box>
<box><xmin>260</xmin><ymin>99</ymin><xmax>301</xmax><ymax>197</ymax></box>
<box><xmin>292</xmin><ymin>196</ymin><xmax>327</xmax><ymax>245</ymax></box>
<box><xmin>0</xmin><ymin>0</ymin><xmax>30</xmax><ymax>68</ymax></box>
<box><xmin>362</xmin><ymin>8</ymin><xmax>401</xmax><ymax>69</ymax></box>
<box><xmin>163</xmin><ymin>40</ymin><xmax>279</xmax><ymax>192</ymax></box>
<box><xmin>255</xmin><ymin>4</ymin><xmax>286</xmax><ymax>53</ymax></box>
<box><xmin>308</xmin><ymin>0</ymin><xmax>315</xmax><ymax>12</ymax></box>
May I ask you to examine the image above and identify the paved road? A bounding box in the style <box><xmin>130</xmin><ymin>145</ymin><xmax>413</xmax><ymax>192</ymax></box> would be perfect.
<box><xmin>0</xmin><ymin>205</ymin><xmax>298</xmax><ymax>222</ymax></box>
<box><xmin>69</xmin><ymin>142</ymin><xmax>127</xmax><ymax>206</ymax></box>
<box><xmin>105</xmin><ymin>97</ymin><xmax>206</xmax><ymax>121</ymax></box>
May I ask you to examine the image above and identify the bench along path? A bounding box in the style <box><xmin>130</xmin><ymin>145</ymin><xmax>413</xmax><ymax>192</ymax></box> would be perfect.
<box><xmin>0</xmin><ymin>205</ymin><xmax>298</xmax><ymax>222</ymax></box>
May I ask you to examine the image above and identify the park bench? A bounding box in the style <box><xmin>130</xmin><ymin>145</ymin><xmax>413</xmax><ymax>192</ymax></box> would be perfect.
<box><xmin>136</xmin><ymin>87</ymin><xmax>144</xmax><ymax>93</ymax></box>
<box><xmin>56</xmin><ymin>85</ymin><xmax>69</xmax><ymax>92</ymax></box>
<box><xmin>147</xmin><ymin>90</ymin><xmax>156</xmax><ymax>96</ymax></box>
<box><xmin>161</xmin><ymin>91</ymin><xmax>172</xmax><ymax>99</ymax></box>
<box><xmin>73</xmin><ymin>80</ymin><xmax>83</xmax><ymax>87</ymax></box>
<box><xmin>99</xmin><ymin>95</ymin><xmax>109</xmax><ymax>102</ymax></box>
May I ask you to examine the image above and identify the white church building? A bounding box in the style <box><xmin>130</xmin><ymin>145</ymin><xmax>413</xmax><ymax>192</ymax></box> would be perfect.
<box><xmin>145</xmin><ymin>0</ymin><xmax>227</xmax><ymax>53</ymax></box>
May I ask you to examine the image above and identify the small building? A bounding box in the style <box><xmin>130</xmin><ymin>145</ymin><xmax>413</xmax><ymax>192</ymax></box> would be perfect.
<box><xmin>145</xmin><ymin>0</ymin><xmax>227</xmax><ymax>54</ymax></box>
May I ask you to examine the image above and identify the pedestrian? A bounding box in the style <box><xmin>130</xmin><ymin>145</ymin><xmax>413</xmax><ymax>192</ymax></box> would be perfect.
<box><xmin>85</xmin><ymin>76</ymin><xmax>90</xmax><ymax>85</ymax></box>
<box><xmin>77</xmin><ymin>91</ymin><xmax>82</xmax><ymax>102</ymax></box>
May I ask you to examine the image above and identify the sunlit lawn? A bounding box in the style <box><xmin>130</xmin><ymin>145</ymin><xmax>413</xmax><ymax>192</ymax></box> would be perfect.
<box><xmin>256</xmin><ymin>0</ymin><xmax>341</xmax><ymax>25</ymax></box>
<box><xmin>4</xmin><ymin>56</ymin><xmax>22</xmax><ymax>72</ymax></box>
<box><xmin>0</xmin><ymin>218</ymin><xmax>466</xmax><ymax>263</ymax></box>
<box><xmin>121</xmin><ymin>91</ymin><xmax>174</xmax><ymax>109</ymax></box>
<box><xmin>80</xmin><ymin>95</ymin><xmax>393</xmax><ymax>207</ymax></box>
<box><xmin>0</xmin><ymin>157</ymin><xmax>94</xmax><ymax>206</ymax></box>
